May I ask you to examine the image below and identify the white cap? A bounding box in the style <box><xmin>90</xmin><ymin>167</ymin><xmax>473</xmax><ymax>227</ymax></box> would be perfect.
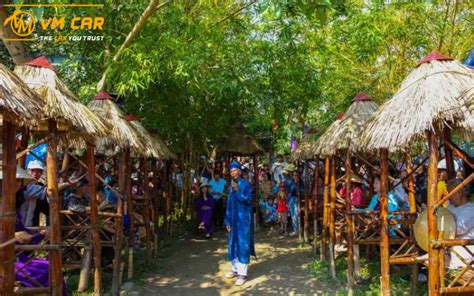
<box><xmin>27</xmin><ymin>160</ymin><xmax>45</xmax><ymax>171</ymax></box>
<box><xmin>0</xmin><ymin>166</ymin><xmax>35</xmax><ymax>180</ymax></box>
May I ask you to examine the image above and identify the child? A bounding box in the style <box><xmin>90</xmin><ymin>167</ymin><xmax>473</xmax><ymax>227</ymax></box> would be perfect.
<box><xmin>276</xmin><ymin>182</ymin><xmax>288</xmax><ymax>234</ymax></box>
<box><xmin>262</xmin><ymin>197</ymin><xmax>277</xmax><ymax>224</ymax></box>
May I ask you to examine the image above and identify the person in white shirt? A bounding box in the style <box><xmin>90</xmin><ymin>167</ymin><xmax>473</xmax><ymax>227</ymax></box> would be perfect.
<box><xmin>271</xmin><ymin>154</ymin><xmax>288</xmax><ymax>183</ymax></box>
<box><xmin>446</xmin><ymin>178</ymin><xmax>474</xmax><ymax>269</ymax></box>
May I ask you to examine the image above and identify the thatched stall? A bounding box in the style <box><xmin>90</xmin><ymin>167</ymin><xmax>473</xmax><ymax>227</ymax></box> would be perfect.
<box><xmin>14</xmin><ymin>56</ymin><xmax>108</xmax><ymax>295</ymax></box>
<box><xmin>315</xmin><ymin>93</ymin><xmax>379</xmax><ymax>292</ymax></box>
<box><xmin>220</xmin><ymin>125</ymin><xmax>264</xmax><ymax>224</ymax></box>
<box><xmin>88</xmin><ymin>91</ymin><xmax>150</xmax><ymax>294</ymax></box>
<box><xmin>361</xmin><ymin>51</ymin><xmax>474</xmax><ymax>296</ymax></box>
<box><xmin>0</xmin><ymin>63</ymin><xmax>43</xmax><ymax>295</ymax></box>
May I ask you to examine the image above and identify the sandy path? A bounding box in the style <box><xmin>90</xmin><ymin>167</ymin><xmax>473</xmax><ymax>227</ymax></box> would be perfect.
<box><xmin>135</xmin><ymin>229</ymin><xmax>336</xmax><ymax>295</ymax></box>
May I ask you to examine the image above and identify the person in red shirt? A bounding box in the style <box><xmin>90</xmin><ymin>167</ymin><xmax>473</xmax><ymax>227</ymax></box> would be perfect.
<box><xmin>339</xmin><ymin>174</ymin><xmax>366</xmax><ymax>209</ymax></box>
<box><xmin>276</xmin><ymin>182</ymin><xmax>288</xmax><ymax>235</ymax></box>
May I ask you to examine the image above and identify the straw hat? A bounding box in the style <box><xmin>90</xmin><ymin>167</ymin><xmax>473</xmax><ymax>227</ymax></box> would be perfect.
<box><xmin>350</xmin><ymin>174</ymin><xmax>365</xmax><ymax>184</ymax></box>
<box><xmin>283</xmin><ymin>163</ymin><xmax>296</xmax><ymax>174</ymax></box>
<box><xmin>199</xmin><ymin>182</ymin><xmax>210</xmax><ymax>188</ymax></box>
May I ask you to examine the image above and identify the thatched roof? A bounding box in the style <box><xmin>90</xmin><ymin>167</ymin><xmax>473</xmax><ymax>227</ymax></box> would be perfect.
<box><xmin>127</xmin><ymin>114</ymin><xmax>175</xmax><ymax>160</ymax></box>
<box><xmin>311</xmin><ymin>112</ymin><xmax>345</xmax><ymax>158</ymax></box>
<box><xmin>220</xmin><ymin>125</ymin><xmax>264</xmax><ymax>156</ymax></box>
<box><xmin>292</xmin><ymin>136</ymin><xmax>314</xmax><ymax>160</ymax></box>
<box><xmin>361</xmin><ymin>51</ymin><xmax>474</xmax><ymax>152</ymax></box>
<box><xmin>318</xmin><ymin>92</ymin><xmax>378</xmax><ymax>156</ymax></box>
<box><xmin>0</xmin><ymin>63</ymin><xmax>43</xmax><ymax>126</ymax></box>
<box><xmin>88</xmin><ymin>91</ymin><xmax>147</xmax><ymax>155</ymax></box>
<box><xmin>14</xmin><ymin>56</ymin><xmax>107</xmax><ymax>141</ymax></box>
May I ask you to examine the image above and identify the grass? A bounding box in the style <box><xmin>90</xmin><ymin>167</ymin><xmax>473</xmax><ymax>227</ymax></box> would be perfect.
<box><xmin>308</xmin><ymin>253</ymin><xmax>428</xmax><ymax>295</ymax></box>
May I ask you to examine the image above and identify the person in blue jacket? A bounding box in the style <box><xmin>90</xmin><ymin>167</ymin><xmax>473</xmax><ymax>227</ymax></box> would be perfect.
<box><xmin>224</xmin><ymin>161</ymin><xmax>256</xmax><ymax>286</ymax></box>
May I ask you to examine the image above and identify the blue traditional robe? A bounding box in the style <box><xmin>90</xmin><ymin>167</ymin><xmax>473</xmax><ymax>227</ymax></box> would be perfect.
<box><xmin>284</xmin><ymin>177</ymin><xmax>298</xmax><ymax>233</ymax></box>
<box><xmin>224</xmin><ymin>177</ymin><xmax>256</xmax><ymax>264</ymax></box>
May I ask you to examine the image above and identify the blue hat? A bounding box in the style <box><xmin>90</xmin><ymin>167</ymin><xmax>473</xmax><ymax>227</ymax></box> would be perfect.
<box><xmin>228</xmin><ymin>161</ymin><xmax>241</xmax><ymax>170</ymax></box>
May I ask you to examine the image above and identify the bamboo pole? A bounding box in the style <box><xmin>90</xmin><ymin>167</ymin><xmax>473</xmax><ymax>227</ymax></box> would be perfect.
<box><xmin>127</xmin><ymin>154</ymin><xmax>134</xmax><ymax>280</ymax></box>
<box><xmin>253</xmin><ymin>155</ymin><xmax>259</xmax><ymax>227</ymax></box>
<box><xmin>142</xmin><ymin>159</ymin><xmax>153</xmax><ymax>259</ymax></box>
<box><xmin>329</xmin><ymin>157</ymin><xmax>336</xmax><ymax>278</ymax></box>
<box><xmin>304</xmin><ymin>161</ymin><xmax>310</xmax><ymax>243</ymax></box>
<box><xmin>321</xmin><ymin>158</ymin><xmax>330</xmax><ymax>261</ymax></box>
<box><xmin>443</xmin><ymin>128</ymin><xmax>455</xmax><ymax>179</ymax></box>
<box><xmin>0</xmin><ymin>121</ymin><xmax>17</xmax><ymax>294</ymax></box>
<box><xmin>87</xmin><ymin>144</ymin><xmax>102</xmax><ymax>295</ymax></box>
<box><xmin>345</xmin><ymin>150</ymin><xmax>355</xmax><ymax>294</ymax></box>
<box><xmin>18</xmin><ymin>127</ymin><xmax>29</xmax><ymax>168</ymax></box>
<box><xmin>405</xmin><ymin>153</ymin><xmax>416</xmax><ymax>214</ymax></box>
<box><xmin>152</xmin><ymin>160</ymin><xmax>159</xmax><ymax>257</ymax></box>
<box><xmin>379</xmin><ymin>148</ymin><xmax>390</xmax><ymax>296</ymax></box>
<box><xmin>313</xmin><ymin>159</ymin><xmax>320</xmax><ymax>253</ymax></box>
<box><xmin>47</xmin><ymin>120</ymin><xmax>63</xmax><ymax>296</ymax></box>
<box><xmin>427</xmin><ymin>131</ymin><xmax>440</xmax><ymax>295</ymax></box>
<box><xmin>297</xmin><ymin>161</ymin><xmax>302</xmax><ymax>242</ymax></box>
<box><xmin>111</xmin><ymin>149</ymin><xmax>127</xmax><ymax>296</ymax></box>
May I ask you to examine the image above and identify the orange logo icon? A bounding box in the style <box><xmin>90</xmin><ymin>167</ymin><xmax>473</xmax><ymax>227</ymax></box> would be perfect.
<box><xmin>4</xmin><ymin>10</ymin><xmax>36</xmax><ymax>37</ymax></box>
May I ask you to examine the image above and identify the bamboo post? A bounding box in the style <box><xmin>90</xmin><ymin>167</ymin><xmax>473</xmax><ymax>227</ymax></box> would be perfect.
<box><xmin>47</xmin><ymin>120</ymin><xmax>63</xmax><ymax>296</ymax></box>
<box><xmin>427</xmin><ymin>131</ymin><xmax>440</xmax><ymax>295</ymax></box>
<box><xmin>111</xmin><ymin>149</ymin><xmax>127</xmax><ymax>296</ymax></box>
<box><xmin>345</xmin><ymin>150</ymin><xmax>355</xmax><ymax>294</ymax></box>
<box><xmin>152</xmin><ymin>160</ymin><xmax>159</xmax><ymax>257</ymax></box>
<box><xmin>78</xmin><ymin>244</ymin><xmax>92</xmax><ymax>292</ymax></box>
<box><xmin>87</xmin><ymin>144</ymin><xmax>102</xmax><ymax>295</ymax></box>
<box><xmin>127</xmin><ymin>154</ymin><xmax>134</xmax><ymax>280</ymax></box>
<box><xmin>329</xmin><ymin>157</ymin><xmax>336</xmax><ymax>278</ymax></box>
<box><xmin>379</xmin><ymin>148</ymin><xmax>390</xmax><ymax>296</ymax></box>
<box><xmin>0</xmin><ymin>121</ymin><xmax>17</xmax><ymax>294</ymax></box>
<box><xmin>321</xmin><ymin>158</ymin><xmax>330</xmax><ymax>261</ymax></box>
<box><xmin>443</xmin><ymin>128</ymin><xmax>455</xmax><ymax>179</ymax></box>
<box><xmin>304</xmin><ymin>161</ymin><xmax>310</xmax><ymax>243</ymax></box>
<box><xmin>296</xmin><ymin>161</ymin><xmax>302</xmax><ymax>241</ymax></box>
<box><xmin>405</xmin><ymin>153</ymin><xmax>416</xmax><ymax>214</ymax></box>
<box><xmin>19</xmin><ymin>126</ymin><xmax>29</xmax><ymax>168</ymax></box>
<box><xmin>143</xmin><ymin>159</ymin><xmax>153</xmax><ymax>259</ymax></box>
<box><xmin>253</xmin><ymin>155</ymin><xmax>259</xmax><ymax>227</ymax></box>
<box><xmin>161</xmin><ymin>161</ymin><xmax>168</xmax><ymax>238</ymax></box>
<box><xmin>313</xmin><ymin>159</ymin><xmax>320</xmax><ymax>253</ymax></box>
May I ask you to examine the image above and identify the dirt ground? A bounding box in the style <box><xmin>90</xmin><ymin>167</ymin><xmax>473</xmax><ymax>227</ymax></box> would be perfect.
<box><xmin>133</xmin><ymin>228</ymin><xmax>336</xmax><ymax>295</ymax></box>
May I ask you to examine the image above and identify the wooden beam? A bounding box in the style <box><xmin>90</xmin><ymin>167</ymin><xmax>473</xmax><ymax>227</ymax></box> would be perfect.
<box><xmin>345</xmin><ymin>150</ymin><xmax>355</xmax><ymax>293</ymax></box>
<box><xmin>379</xmin><ymin>148</ymin><xmax>390</xmax><ymax>296</ymax></box>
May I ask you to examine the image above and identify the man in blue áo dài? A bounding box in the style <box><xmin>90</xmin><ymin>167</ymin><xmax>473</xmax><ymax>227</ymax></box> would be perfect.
<box><xmin>224</xmin><ymin>161</ymin><xmax>256</xmax><ymax>286</ymax></box>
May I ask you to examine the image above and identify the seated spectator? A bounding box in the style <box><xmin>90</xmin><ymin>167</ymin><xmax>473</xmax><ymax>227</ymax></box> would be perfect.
<box><xmin>446</xmin><ymin>178</ymin><xmax>474</xmax><ymax>269</ymax></box>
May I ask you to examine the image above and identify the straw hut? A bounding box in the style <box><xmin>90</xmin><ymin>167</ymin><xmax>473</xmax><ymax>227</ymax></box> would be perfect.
<box><xmin>310</xmin><ymin>112</ymin><xmax>345</xmax><ymax>158</ymax></box>
<box><xmin>88</xmin><ymin>91</ymin><xmax>147</xmax><ymax>156</ymax></box>
<box><xmin>220</xmin><ymin>125</ymin><xmax>264</xmax><ymax>156</ymax></box>
<box><xmin>319</xmin><ymin>93</ymin><xmax>378</xmax><ymax>156</ymax></box>
<box><xmin>292</xmin><ymin>136</ymin><xmax>314</xmax><ymax>161</ymax></box>
<box><xmin>362</xmin><ymin>51</ymin><xmax>474</xmax><ymax>152</ymax></box>
<box><xmin>14</xmin><ymin>56</ymin><xmax>107</xmax><ymax>143</ymax></box>
<box><xmin>0</xmin><ymin>63</ymin><xmax>43</xmax><ymax>126</ymax></box>
<box><xmin>127</xmin><ymin>114</ymin><xmax>175</xmax><ymax>160</ymax></box>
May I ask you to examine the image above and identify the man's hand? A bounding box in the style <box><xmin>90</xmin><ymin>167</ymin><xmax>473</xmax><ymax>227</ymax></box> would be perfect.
<box><xmin>231</xmin><ymin>180</ymin><xmax>238</xmax><ymax>190</ymax></box>
<box><xmin>226</xmin><ymin>225</ymin><xmax>231</xmax><ymax>232</ymax></box>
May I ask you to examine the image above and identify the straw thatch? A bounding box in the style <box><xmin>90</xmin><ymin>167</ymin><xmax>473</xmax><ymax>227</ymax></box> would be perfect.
<box><xmin>361</xmin><ymin>51</ymin><xmax>474</xmax><ymax>152</ymax></box>
<box><xmin>292</xmin><ymin>136</ymin><xmax>314</xmax><ymax>160</ymax></box>
<box><xmin>310</xmin><ymin>112</ymin><xmax>345</xmax><ymax>158</ymax></box>
<box><xmin>0</xmin><ymin>63</ymin><xmax>43</xmax><ymax>126</ymax></box>
<box><xmin>220</xmin><ymin>125</ymin><xmax>264</xmax><ymax>156</ymax></box>
<box><xmin>14</xmin><ymin>57</ymin><xmax>107</xmax><ymax>141</ymax></box>
<box><xmin>127</xmin><ymin>114</ymin><xmax>175</xmax><ymax>160</ymax></box>
<box><xmin>88</xmin><ymin>92</ymin><xmax>147</xmax><ymax>156</ymax></box>
<box><xmin>318</xmin><ymin>93</ymin><xmax>378</xmax><ymax>156</ymax></box>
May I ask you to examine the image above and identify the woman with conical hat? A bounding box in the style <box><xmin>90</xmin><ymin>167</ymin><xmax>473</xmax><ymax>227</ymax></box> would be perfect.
<box><xmin>224</xmin><ymin>161</ymin><xmax>256</xmax><ymax>286</ymax></box>
<box><xmin>195</xmin><ymin>182</ymin><xmax>215</xmax><ymax>239</ymax></box>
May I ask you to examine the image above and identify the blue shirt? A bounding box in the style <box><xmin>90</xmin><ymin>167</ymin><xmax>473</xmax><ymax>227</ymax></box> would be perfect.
<box><xmin>209</xmin><ymin>178</ymin><xmax>226</xmax><ymax>200</ymax></box>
